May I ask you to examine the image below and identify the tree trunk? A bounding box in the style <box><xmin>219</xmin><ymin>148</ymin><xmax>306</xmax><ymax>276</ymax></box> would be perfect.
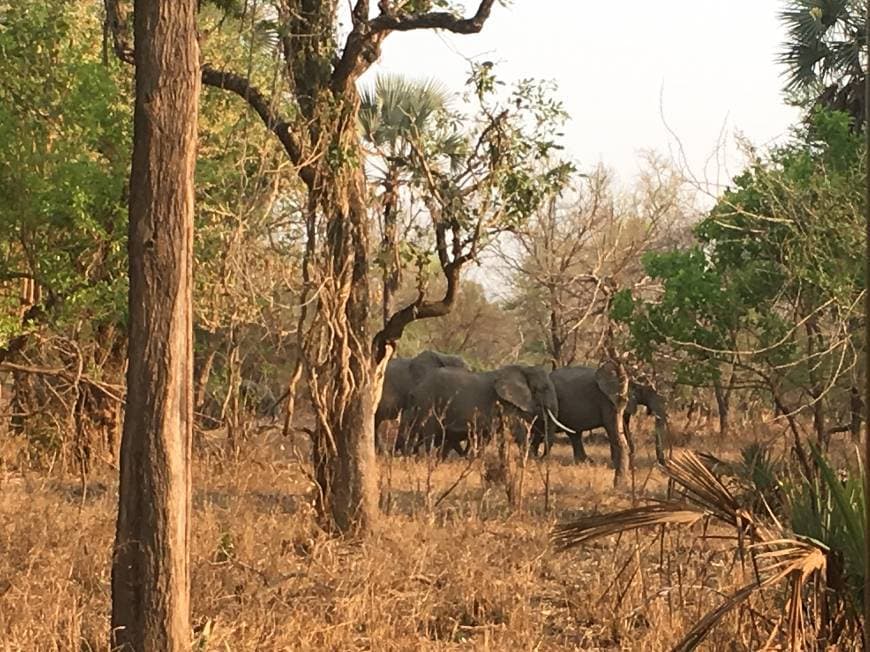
<box><xmin>549</xmin><ymin>305</ymin><xmax>563</xmax><ymax>369</ymax></box>
<box><xmin>803</xmin><ymin>319</ymin><xmax>829</xmax><ymax>449</ymax></box>
<box><xmin>381</xmin><ymin>167</ymin><xmax>400</xmax><ymax>328</ymax></box>
<box><xmin>110</xmin><ymin>1</ymin><xmax>199</xmax><ymax>649</ymax></box>
<box><xmin>610</xmin><ymin>363</ymin><xmax>632</xmax><ymax>488</ymax></box>
<box><xmin>304</xmin><ymin>158</ymin><xmax>384</xmax><ymax>534</ymax></box>
<box><xmin>849</xmin><ymin>386</ymin><xmax>863</xmax><ymax>443</ymax></box>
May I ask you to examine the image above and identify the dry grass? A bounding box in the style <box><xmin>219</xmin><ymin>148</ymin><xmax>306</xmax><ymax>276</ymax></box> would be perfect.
<box><xmin>0</xmin><ymin>416</ymin><xmax>850</xmax><ymax>651</ymax></box>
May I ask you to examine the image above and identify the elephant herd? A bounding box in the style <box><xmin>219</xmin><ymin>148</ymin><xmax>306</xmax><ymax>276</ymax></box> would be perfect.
<box><xmin>375</xmin><ymin>350</ymin><xmax>669</xmax><ymax>466</ymax></box>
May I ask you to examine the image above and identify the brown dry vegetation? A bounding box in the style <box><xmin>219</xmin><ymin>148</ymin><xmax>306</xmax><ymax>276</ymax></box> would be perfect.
<box><xmin>0</xmin><ymin>416</ymin><xmax>858</xmax><ymax>651</ymax></box>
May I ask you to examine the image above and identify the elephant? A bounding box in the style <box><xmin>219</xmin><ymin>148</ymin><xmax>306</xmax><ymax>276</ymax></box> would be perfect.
<box><xmin>540</xmin><ymin>363</ymin><xmax>668</xmax><ymax>466</ymax></box>
<box><xmin>374</xmin><ymin>350</ymin><xmax>469</xmax><ymax>451</ymax></box>
<box><xmin>398</xmin><ymin>364</ymin><xmax>575</xmax><ymax>458</ymax></box>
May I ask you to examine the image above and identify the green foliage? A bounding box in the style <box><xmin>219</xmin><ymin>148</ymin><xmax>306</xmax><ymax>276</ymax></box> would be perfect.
<box><xmin>783</xmin><ymin>446</ymin><xmax>865</xmax><ymax>610</ymax></box>
<box><xmin>622</xmin><ymin>110</ymin><xmax>864</xmax><ymax>402</ymax></box>
<box><xmin>608</xmin><ymin>289</ymin><xmax>635</xmax><ymax>323</ymax></box>
<box><xmin>0</xmin><ymin>3</ymin><xmax>132</xmax><ymax>343</ymax></box>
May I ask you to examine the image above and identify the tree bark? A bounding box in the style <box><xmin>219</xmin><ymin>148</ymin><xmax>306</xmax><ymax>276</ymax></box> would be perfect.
<box><xmin>381</xmin><ymin>167</ymin><xmax>400</xmax><ymax>328</ymax></box>
<box><xmin>110</xmin><ymin>1</ymin><xmax>199</xmax><ymax>649</ymax></box>
<box><xmin>306</xmin><ymin>165</ymin><xmax>385</xmax><ymax>534</ymax></box>
<box><xmin>610</xmin><ymin>361</ymin><xmax>632</xmax><ymax>488</ymax></box>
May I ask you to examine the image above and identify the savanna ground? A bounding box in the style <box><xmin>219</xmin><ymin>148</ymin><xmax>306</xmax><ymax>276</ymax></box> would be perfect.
<box><xmin>0</xmin><ymin>415</ymin><xmax>860</xmax><ymax>651</ymax></box>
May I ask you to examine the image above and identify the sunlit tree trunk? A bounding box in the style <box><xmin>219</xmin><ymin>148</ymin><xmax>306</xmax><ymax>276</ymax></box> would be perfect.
<box><xmin>110</xmin><ymin>0</ymin><xmax>199</xmax><ymax>648</ymax></box>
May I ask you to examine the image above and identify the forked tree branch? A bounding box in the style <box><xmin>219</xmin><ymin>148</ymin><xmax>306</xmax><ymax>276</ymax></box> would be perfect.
<box><xmin>332</xmin><ymin>0</ymin><xmax>498</xmax><ymax>90</ymax></box>
<box><xmin>372</xmin><ymin>252</ymin><xmax>470</xmax><ymax>362</ymax></box>
<box><xmin>370</xmin><ymin>0</ymin><xmax>498</xmax><ymax>34</ymax></box>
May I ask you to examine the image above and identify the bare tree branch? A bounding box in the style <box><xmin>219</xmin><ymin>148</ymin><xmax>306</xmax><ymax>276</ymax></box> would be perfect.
<box><xmin>332</xmin><ymin>0</ymin><xmax>498</xmax><ymax>90</ymax></box>
<box><xmin>370</xmin><ymin>0</ymin><xmax>497</xmax><ymax>34</ymax></box>
<box><xmin>200</xmin><ymin>65</ymin><xmax>312</xmax><ymax>184</ymax></box>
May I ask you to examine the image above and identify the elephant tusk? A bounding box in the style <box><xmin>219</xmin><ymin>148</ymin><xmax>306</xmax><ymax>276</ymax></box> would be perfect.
<box><xmin>546</xmin><ymin>408</ymin><xmax>576</xmax><ymax>434</ymax></box>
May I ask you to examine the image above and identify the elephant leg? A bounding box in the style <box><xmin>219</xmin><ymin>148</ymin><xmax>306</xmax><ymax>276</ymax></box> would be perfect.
<box><xmin>416</xmin><ymin>428</ymin><xmax>436</xmax><ymax>456</ymax></box>
<box><xmin>394</xmin><ymin>431</ymin><xmax>412</xmax><ymax>455</ymax></box>
<box><xmin>568</xmin><ymin>432</ymin><xmax>588</xmax><ymax>463</ymax></box>
<box><xmin>436</xmin><ymin>430</ymin><xmax>458</xmax><ymax>460</ymax></box>
<box><xmin>395</xmin><ymin>417</ymin><xmax>416</xmax><ymax>455</ymax></box>
<box><xmin>541</xmin><ymin>429</ymin><xmax>554</xmax><ymax>457</ymax></box>
<box><xmin>530</xmin><ymin>430</ymin><xmax>550</xmax><ymax>458</ymax></box>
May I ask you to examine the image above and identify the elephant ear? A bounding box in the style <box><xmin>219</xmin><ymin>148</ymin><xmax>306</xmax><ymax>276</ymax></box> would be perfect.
<box><xmin>595</xmin><ymin>361</ymin><xmax>621</xmax><ymax>406</ymax></box>
<box><xmin>494</xmin><ymin>367</ymin><xmax>535</xmax><ymax>414</ymax></box>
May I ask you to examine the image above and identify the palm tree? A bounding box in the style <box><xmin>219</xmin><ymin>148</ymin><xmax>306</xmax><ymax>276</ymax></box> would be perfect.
<box><xmin>778</xmin><ymin>0</ymin><xmax>866</xmax><ymax>126</ymax></box>
<box><xmin>359</xmin><ymin>74</ymin><xmax>464</xmax><ymax>326</ymax></box>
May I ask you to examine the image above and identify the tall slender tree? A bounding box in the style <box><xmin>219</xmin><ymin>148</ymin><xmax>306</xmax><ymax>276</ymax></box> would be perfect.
<box><xmin>359</xmin><ymin>74</ymin><xmax>460</xmax><ymax>326</ymax></box>
<box><xmin>110</xmin><ymin>0</ymin><xmax>200</xmax><ymax>649</ymax></box>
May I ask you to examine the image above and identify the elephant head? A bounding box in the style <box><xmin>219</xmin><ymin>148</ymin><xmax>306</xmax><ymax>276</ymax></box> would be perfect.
<box><xmin>492</xmin><ymin>365</ymin><xmax>574</xmax><ymax>448</ymax></box>
<box><xmin>594</xmin><ymin>361</ymin><xmax>669</xmax><ymax>463</ymax></box>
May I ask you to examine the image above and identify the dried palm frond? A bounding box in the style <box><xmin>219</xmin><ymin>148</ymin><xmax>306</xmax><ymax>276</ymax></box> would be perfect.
<box><xmin>551</xmin><ymin>501</ymin><xmax>704</xmax><ymax>550</ymax></box>
<box><xmin>552</xmin><ymin>448</ymin><xmax>842</xmax><ymax>651</ymax></box>
<box><xmin>672</xmin><ymin>538</ymin><xmax>827</xmax><ymax>652</ymax></box>
<box><xmin>661</xmin><ymin>451</ymin><xmax>745</xmax><ymax>526</ymax></box>
<box><xmin>671</xmin><ymin>580</ymin><xmax>764</xmax><ymax>652</ymax></box>
<box><xmin>695</xmin><ymin>450</ymin><xmax>735</xmax><ymax>476</ymax></box>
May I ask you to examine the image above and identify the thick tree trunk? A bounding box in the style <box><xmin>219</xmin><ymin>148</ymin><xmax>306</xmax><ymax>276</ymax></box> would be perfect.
<box><xmin>110</xmin><ymin>1</ymin><xmax>199</xmax><ymax>649</ymax></box>
<box><xmin>306</xmin><ymin>161</ymin><xmax>384</xmax><ymax>534</ymax></box>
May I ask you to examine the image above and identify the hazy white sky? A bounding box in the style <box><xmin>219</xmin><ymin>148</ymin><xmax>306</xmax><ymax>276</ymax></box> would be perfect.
<box><xmin>358</xmin><ymin>1</ymin><xmax>802</xmax><ymax>194</ymax></box>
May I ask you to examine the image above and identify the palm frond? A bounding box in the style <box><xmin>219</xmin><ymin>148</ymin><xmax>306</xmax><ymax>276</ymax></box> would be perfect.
<box><xmin>672</xmin><ymin>538</ymin><xmax>826</xmax><ymax>651</ymax></box>
<box><xmin>777</xmin><ymin>0</ymin><xmax>865</xmax><ymax>99</ymax></box>
<box><xmin>552</xmin><ymin>448</ymin><xmax>851</xmax><ymax>649</ymax></box>
<box><xmin>661</xmin><ymin>450</ymin><xmax>761</xmax><ymax>533</ymax></box>
<box><xmin>551</xmin><ymin>501</ymin><xmax>704</xmax><ymax>550</ymax></box>
<box><xmin>358</xmin><ymin>74</ymin><xmax>454</xmax><ymax>150</ymax></box>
